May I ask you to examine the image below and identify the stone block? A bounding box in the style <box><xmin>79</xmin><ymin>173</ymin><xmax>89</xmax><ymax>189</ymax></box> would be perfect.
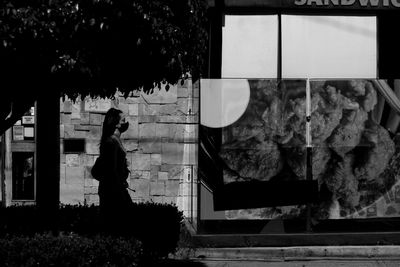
<box><xmin>63</xmin><ymin>100</ymin><xmax>72</xmax><ymax>113</ymax></box>
<box><xmin>132</xmin><ymin>153</ymin><xmax>151</xmax><ymax>170</ymax></box>
<box><xmin>139</xmin><ymin>140</ymin><xmax>161</xmax><ymax>154</ymax></box>
<box><xmin>150</xmin><ymin>165</ymin><xmax>160</xmax><ymax>180</ymax></box>
<box><xmin>139</xmin><ymin>123</ymin><xmax>157</xmax><ymax>139</ymax></box>
<box><xmin>74</xmin><ymin>125</ymin><xmax>91</xmax><ymax>131</ymax></box>
<box><xmin>80</xmin><ymin>155</ymin><xmax>95</xmax><ymax>166</ymax></box>
<box><xmin>157</xmin><ymin>116</ymin><xmax>198</xmax><ymax>124</ymax></box>
<box><xmin>118</xmin><ymin>102</ymin><xmax>129</xmax><ymax>114</ymax></box>
<box><xmin>156</xmin><ymin>124</ymin><xmax>171</xmax><ymax>139</ymax></box>
<box><xmin>71</xmin><ymin>102</ymin><xmax>81</xmax><ymax>119</ymax></box>
<box><xmin>130</xmin><ymin>170</ymin><xmax>150</xmax><ymax>180</ymax></box>
<box><xmin>84</xmin><ymin>165</ymin><xmax>93</xmax><ymax>180</ymax></box>
<box><xmin>124</xmin><ymin>96</ymin><xmax>141</xmax><ymax>104</ymax></box>
<box><xmin>66</xmin><ymin>166</ymin><xmax>84</xmax><ymax>185</ymax></box>
<box><xmin>87</xmin><ymin>126</ymin><xmax>101</xmax><ymax>140</ymax></box>
<box><xmin>178</xmin><ymin>182</ymin><xmax>194</xmax><ymax>196</ymax></box>
<box><xmin>128</xmin><ymin>104</ymin><xmax>139</xmax><ymax>116</ymax></box>
<box><xmin>81</xmin><ymin>113</ymin><xmax>90</xmax><ymax>125</ymax></box>
<box><xmin>123</xmin><ymin>140</ymin><xmax>138</xmax><ymax>152</ymax></box>
<box><xmin>64</xmin><ymin>125</ymin><xmax>86</xmax><ymax>139</ymax></box>
<box><xmin>89</xmin><ymin>113</ymin><xmax>103</xmax><ymax>126</ymax></box>
<box><xmin>177</xmin><ymin>98</ymin><xmax>199</xmax><ymax>115</ymax></box>
<box><xmin>122</xmin><ymin>116</ymin><xmax>139</xmax><ymax>139</ymax></box>
<box><xmin>177</xmin><ymin>87</ymin><xmax>189</xmax><ymax>98</ymax></box>
<box><xmin>165</xmin><ymin>181</ymin><xmax>179</xmax><ymax>197</ymax></box>
<box><xmin>138</xmin><ymin>115</ymin><xmax>157</xmax><ymax>123</ymax></box>
<box><xmin>60</xmin><ymin>184</ymin><xmax>84</xmax><ymax>205</ymax></box>
<box><xmin>86</xmin><ymin>140</ymin><xmax>100</xmax><ymax>155</ymax></box>
<box><xmin>61</xmin><ymin>114</ymin><xmax>71</xmax><ymax>124</ymax></box>
<box><xmin>161</xmin><ymin>143</ymin><xmax>197</xmax><ymax>165</ymax></box>
<box><xmin>151</xmin><ymin>196</ymin><xmax>165</xmax><ymax>204</ymax></box>
<box><xmin>139</xmin><ymin>103</ymin><xmax>159</xmax><ymax>116</ymax></box>
<box><xmin>158</xmin><ymin>171</ymin><xmax>168</xmax><ymax>181</ymax></box>
<box><xmin>158</xmin><ymin>104</ymin><xmax>178</xmax><ymax>116</ymax></box>
<box><xmin>84</xmin><ymin>186</ymin><xmax>98</xmax><ymax>194</ymax></box>
<box><xmin>167</xmin><ymin>165</ymin><xmax>185</xmax><ymax>180</ymax></box>
<box><xmin>71</xmin><ymin>119</ymin><xmax>81</xmax><ymax>125</ymax></box>
<box><xmin>151</xmin><ymin>154</ymin><xmax>162</xmax><ymax>165</ymax></box>
<box><xmin>60</xmin><ymin>164</ymin><xmax>66</xmax><ymax>184</ymax></box>
<box><xmin>160</xmin><ymin>164</ymin><xmax>180</xmax><ymax>173</ymax></box>
<box><xmin>60</xmin><ymin>125</ymin><xmax>65</xmax><ymax>138</ymax></box>
<box><xmin>131</xmin><ymin>179</ymin><xmax>150</xmax><ymax>197</ymax></box>
<box><xmin>170</xmin><ymin>124</ymin><xmax>198</xmax><ymax>143</ymax></box>
<box><xmin>84</xmin><ymin>98</ymin><xmax>112</xmax><ymax>113</ymax></box>
<box><xmin>193</xmin><ymin>88</ymin><xmax>199</xmax><ymax>98</ymax></box>
<box><xmin>66</xmin><ymin>154</ymin><xmax>80</xmax><ymax>167</ymax></box>
<box><xmin>150</xmin><ymin>181</ymin><xmax>165</xmax><ymax>196</ymax></box>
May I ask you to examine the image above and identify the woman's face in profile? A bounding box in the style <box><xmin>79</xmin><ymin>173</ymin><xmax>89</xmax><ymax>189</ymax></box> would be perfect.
<box><xmin>118</xmin><ymin>113</ymin><xmax>126</xmax><ymax>126</ymax></box>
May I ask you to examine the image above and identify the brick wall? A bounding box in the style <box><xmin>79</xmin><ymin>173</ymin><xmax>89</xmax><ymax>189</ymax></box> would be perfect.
<box><xmin>59</xmin><ymin>80</ymin><xmax>198</xmax><ymax>219</ymax></box>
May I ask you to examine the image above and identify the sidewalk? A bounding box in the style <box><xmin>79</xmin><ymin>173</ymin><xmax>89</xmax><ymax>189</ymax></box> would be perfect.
<box><xmin>174</xmin><ymin>246</ymin><xmax>400</xmax><ymax>267</ymax></box>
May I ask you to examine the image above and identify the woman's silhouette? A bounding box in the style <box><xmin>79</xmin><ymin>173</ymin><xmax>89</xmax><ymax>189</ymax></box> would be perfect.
<box><xmin>98</xmin><ymin>108</ymin><xmax>132</xmax><ymax>234</ymax></box>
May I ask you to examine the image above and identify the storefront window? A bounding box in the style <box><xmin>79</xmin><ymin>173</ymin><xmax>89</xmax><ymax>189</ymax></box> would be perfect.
<box><xmin>200</xmin><ymin>78</ymin><xmax>400</xmax><ymax>233</ymax></box>
<box><xmin>12</xmin><ymin>152</ymin><xmax>35</xmax><ymax>200</ymax></box>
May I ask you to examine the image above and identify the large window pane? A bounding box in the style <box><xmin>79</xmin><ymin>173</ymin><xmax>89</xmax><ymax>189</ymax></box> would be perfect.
<box><xmin>222</xmin><ymin>15</ymin><xmax>278</xmax><ymax>78</ymax></box>
<box><xmin>282</xmin><ymin>16</ymin><xmax>377</xmax><ymax>78</ymax></box>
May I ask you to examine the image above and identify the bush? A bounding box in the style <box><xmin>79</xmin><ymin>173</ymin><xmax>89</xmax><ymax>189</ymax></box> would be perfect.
<box><xmin>0</xmin><ymin>233</ymin><xmax>141</xmax><ymax>267</ymax></box>
<box><xmin>0</xmin><ymin>202</ymin><xmax>184</xmax><ymax>258</ymax></box>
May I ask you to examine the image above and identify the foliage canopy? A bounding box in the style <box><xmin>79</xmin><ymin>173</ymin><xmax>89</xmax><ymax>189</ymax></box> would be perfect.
<box><xmin>0</xmin><ymin>0</ymin><xmax>208</xmax><ymax>132</ymax></box>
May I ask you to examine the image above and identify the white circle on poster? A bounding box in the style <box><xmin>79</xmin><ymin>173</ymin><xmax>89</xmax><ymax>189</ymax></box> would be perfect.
<box><xmin>200</xmin><ymin>79</ymin><xmax>250</xmax><ymax>128</ymax></box>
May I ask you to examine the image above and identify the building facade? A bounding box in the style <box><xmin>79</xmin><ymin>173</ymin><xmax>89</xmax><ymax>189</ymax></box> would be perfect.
<box><xmin>2</xmin><ymin>0</ymin><xmax>400</xmax><ymax>246</ymax></box>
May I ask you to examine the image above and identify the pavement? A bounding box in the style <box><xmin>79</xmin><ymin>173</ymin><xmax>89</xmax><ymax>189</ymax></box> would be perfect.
<box><xmin>173</xmin><ymin>246</ymin><xmax>400</xmax><ymax>267</ymax></box>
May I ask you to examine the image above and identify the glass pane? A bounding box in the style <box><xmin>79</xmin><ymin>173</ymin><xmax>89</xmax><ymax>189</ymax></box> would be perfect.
<box><xmin>222</xmin><ymin>15</ymin><xmax>278</xmax><ymax>78</ymax></box>
<box><xmin>309</xmin><ymin>79</ymin><xmax>400</xmax><ymax>220</ymax></box>
<box><xmin>200</xmin><ymin>79</ymin><xmax>312</xmax><ymax>222</ymax></box>
<box><xmin>12</xmin><ymin>152</ymin><xmax>35</xmax><ymax>200</ymax></box>
<box><xmin>282</xmin><ymin>16</ymin><xmax>377</xmax><ymax>78</ymax></box>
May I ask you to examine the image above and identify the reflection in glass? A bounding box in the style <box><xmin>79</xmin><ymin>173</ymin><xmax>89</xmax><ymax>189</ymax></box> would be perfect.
<box><xmin>309</xmin><ymin>80</ymin><xmax>399</xmax><ymax>220</ymax></box>
<box><xmin>200</xmin><ymin>79</ymin><xmax>310</xmax><ymax>220</ymax></box>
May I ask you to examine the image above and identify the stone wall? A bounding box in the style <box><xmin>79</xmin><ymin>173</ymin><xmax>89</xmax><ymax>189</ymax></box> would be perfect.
<box><xmin>59</xmin><ymin>80</ymin><xmax>198</xmax><ymax>219</ymax></box>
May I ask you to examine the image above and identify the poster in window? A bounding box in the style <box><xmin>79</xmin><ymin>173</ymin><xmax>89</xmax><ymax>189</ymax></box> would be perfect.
<box><xmin>24</xmin><ymin>127</ymin><xmax>34</xmax><ymax>138</ymax></box>
<box><xmin>22</xmin><ymin>116</ymin><xmax>34</xmax><ymax>124</ymax></box>
<box><xmin>200</xmin><ymin>79</ymin><xmax>317</xmax><ymax>215</ymax></box>
<box><xmin>13</xmin><ymin>126</ymin><xmax>24</xmax><ymax>141</ymax></box>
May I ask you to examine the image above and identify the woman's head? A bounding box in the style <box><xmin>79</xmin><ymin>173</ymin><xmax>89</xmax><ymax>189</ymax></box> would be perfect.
<box><xmin>102</xmin><ymin>108</ymin><xmax>123</xmax><ymax>139</ymax></box>
<box><xmin>100</xmin><ymin>108</ymin><xmax>130</xmax><ymax>152</ymax></box>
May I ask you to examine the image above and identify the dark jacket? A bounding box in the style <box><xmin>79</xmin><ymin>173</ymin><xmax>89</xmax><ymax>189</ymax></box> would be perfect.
<box><xmin>98</xmin><ymin>135</ymin><xmax>131</xmax><ymax>209</ymax></box>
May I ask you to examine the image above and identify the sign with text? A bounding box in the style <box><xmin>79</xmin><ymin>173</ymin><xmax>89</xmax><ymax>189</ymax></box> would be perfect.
<box><xmin>294</xmin><ymin>0</ymin><xmax>400</xmax><ymax>8</ymax></box>
<box><xmin>224</xmin><ymin>0</ymin><xmax>400</xmax><ymax>10</ymax></box>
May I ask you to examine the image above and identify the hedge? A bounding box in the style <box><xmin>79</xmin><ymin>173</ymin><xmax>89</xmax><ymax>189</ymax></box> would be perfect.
<box><xmin>0</xmin><ymin>234</ymin><xmax>141</xmax><ymax>267</ymax></box>
<box><xmin>0</xmin><ymin>202</ymin><xmax>184</xmax><ymax>258</ymax></box>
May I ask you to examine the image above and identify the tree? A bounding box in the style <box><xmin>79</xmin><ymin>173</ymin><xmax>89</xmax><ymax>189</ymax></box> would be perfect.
<box><xmin>0</xmin><ymin>0</ymin><xmax>209</xmax><ymax>134</ymax></box>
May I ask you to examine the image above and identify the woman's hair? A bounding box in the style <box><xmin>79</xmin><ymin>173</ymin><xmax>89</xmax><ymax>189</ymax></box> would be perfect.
<box><xmin>100</xmin><ymin>108</ymin><xmax>122</xmax><ymax>154</ymax></box>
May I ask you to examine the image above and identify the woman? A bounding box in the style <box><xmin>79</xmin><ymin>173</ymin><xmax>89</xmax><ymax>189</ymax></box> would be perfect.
<box><xmin>98</xmin><ymin>108</ymin><xmax>132</xmax><ymax>233</ymax></box>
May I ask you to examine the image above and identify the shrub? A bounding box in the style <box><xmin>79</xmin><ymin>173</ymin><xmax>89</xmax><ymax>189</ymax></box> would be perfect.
<box><xmin>0</xmin><ymin>202</ymin><xmax>184</xmax><ymax>258</ymax></box>
<box><xmin>0</xmin><ymin>233</ymin><xmax>141</xmax><ymax>267</ymax></box>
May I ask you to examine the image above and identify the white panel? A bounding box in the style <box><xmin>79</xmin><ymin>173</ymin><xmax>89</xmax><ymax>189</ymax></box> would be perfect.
<box><xmin>222</xmin><ymin>15</ymin><xmax>278</xmax><ymax>78</ymax></box>
<box><xmin>282</xmin><ymin>16</ymin><xmax>377</xmax><ymax>79</ymax></box>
